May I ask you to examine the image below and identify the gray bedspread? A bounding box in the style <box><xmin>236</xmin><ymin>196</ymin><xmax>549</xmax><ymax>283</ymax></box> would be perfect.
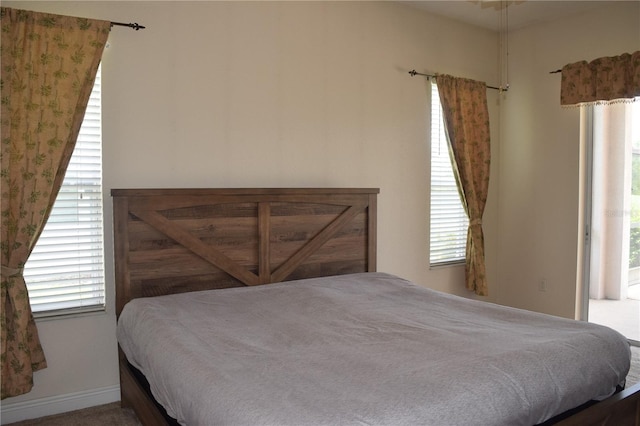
<box><xmin>117</xmin><ymin>273</ymin><xmax>631</xmax><ymax>426</ymax></box>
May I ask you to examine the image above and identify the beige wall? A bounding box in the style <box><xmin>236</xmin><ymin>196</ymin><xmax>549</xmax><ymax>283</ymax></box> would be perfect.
<box><xmin>498</xmin><ymin>2</ymin><xmax>640</xmax><ymax>318</ymax></box>
<box><xmin>2</xmin><ymin>1</ymin><xmax>499</xmax><ymax>410</ymax></box>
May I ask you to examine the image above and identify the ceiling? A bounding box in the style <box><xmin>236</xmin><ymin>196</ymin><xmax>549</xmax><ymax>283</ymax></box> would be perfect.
<box><xmin>400</xmin><ymin>1</ymin><xmax>626</xmax><ymax>32</ymax></box>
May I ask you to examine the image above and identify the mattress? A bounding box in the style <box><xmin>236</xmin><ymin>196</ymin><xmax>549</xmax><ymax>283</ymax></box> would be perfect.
<box><xmin>117</xmin><ymin>272</ymin><xmax>631</xmax><ymax>426</ymax></box>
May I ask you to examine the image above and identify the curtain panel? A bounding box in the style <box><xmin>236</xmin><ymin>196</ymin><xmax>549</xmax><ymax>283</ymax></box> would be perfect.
<box><xmin>561</xmin><ymin>51</ymin><xmax>640</xmax><ymax>106</ymax></box>
<box><xmin>0</xmin><ymin>7</ymin><xmax>110</xmax><ymax>399</ymax></box>
<box><xmin>436</xmin><ymin>75</ymin><xmax>491</xmax><ymax>296</ymax></box>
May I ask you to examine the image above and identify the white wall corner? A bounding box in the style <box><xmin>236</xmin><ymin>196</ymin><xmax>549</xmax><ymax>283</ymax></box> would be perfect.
<box><xmin>0</xmin><ymin>385</ymin><xmax>120</xmax><ymax>425</ymax></box>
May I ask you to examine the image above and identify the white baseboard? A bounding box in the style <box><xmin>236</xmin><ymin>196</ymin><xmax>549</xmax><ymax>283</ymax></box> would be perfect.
<box><xmin>0</xmin><ymin>385</ymin><xmax>120</xmax><ymax>425</ymax></box>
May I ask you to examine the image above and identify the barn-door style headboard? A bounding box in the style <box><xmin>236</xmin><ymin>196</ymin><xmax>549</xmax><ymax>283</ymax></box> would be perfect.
<box><xmin>112</xmin><ymin>188</ymin><xmax>379</xmax><ymax>315</ymax></box>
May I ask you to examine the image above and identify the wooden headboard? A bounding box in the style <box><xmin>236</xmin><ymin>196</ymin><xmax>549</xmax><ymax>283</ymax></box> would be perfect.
<box><xmin>112</xmin><ymin>188</ymin><xmax>379</xmax><ymax>316</ymax></box>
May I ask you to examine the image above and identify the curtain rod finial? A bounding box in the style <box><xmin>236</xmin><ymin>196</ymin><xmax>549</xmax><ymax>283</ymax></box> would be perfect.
<box><xmin>110</xmin><ymin>21</ymin><xmax>146</xmax><ymax>31</ymax></box>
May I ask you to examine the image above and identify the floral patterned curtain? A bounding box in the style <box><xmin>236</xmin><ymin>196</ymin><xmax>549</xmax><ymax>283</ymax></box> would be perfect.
<box><xmin>1</xmin><ymin>7</ymin><xmax>109</xmax><ymax>399</ymax></box>
<box><xmin>561</xmin><ymin>51</ymin><xmax>640</xmax><ymax>106</ymax></box>
<box><xmin>436</xmin><ymin>75</ymin><xmax>491</xmax><ymax>296</ymax></box>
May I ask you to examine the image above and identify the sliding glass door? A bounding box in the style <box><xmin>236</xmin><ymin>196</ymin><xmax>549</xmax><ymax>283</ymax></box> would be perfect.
<box><xmin>583</xmin><ymin>100</ymin><xmax>640</xmax><ymax>345</ymax></box>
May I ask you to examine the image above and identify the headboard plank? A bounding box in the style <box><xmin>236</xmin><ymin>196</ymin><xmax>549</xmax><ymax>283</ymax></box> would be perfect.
<box><xmin>113</xmin><ymin>188</ymin><xmax>379</xmax><ymax>316</ymax></box>
<box><xmin>130</xmin><ymin>208</ymin><xmax>261</xmax><ymax>286</ymax></box>
<box><xmin>271</xmin><ymin>203</ymin><xmax>366</xmax><ymax>282</ymax></box>
<box><xmin>258</xmin><ymin>202</ymin><xmax>271</xmax><ymax>284</ymax></box>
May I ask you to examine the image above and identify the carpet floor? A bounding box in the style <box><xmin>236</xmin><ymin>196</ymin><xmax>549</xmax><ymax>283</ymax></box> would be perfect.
<box><xmin>5</xmin><ymin>402</ymin><xmax>140</xmax><ymax>426</ymax></box>
<box><xmin>6</xmin><ymin>346</ymin><xmax>640</xmax><ymax>425</ymax></box>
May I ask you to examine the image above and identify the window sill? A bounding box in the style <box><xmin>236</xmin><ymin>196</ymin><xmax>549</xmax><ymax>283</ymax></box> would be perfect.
<box><xmin>430</xmin><ymin>260</ymin><xmax>465</xmax><ymax>270</ymax></box>
<box><xmin>33</xmin><ymin>306</ymin><xmax>107</xmax><ymax>322</ymax></box>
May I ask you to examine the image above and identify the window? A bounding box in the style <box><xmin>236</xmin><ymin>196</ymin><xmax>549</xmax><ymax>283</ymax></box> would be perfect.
<box><xmin>24</xmin><ymin>66</ymin><xmax>105</xmax><ymax>316</ymax></box>
<box><xmin>429</xmin><ymin>82</ymin><xmax>468</xmax><ymax>266</ymax></box>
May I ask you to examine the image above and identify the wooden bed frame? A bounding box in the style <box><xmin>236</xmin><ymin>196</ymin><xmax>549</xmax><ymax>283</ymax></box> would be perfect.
<box><xmin>112</xmin><ymin>187</ymin><xmax>640</xmax><ymax>426</ymax></box>
<box><xmin>113</xmin><ymin>188</ymin><xmax>379</xmax><ymax>424</ymax></box>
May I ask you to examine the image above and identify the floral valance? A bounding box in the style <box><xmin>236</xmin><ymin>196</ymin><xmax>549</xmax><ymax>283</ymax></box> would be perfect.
<box><xmin>561</xmin><ymin>51</ymin><xmax>640</xmax><ymax>106</ymax></box>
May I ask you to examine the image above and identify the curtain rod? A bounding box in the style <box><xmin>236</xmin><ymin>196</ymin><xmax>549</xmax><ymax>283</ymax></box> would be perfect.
<box><xmin>408</xmin><ymin>70</ymin><xmax>508</xmax><ymax>92</ymax></box>
<box><xmin>110</xmin><ymin>21</ymin><xmax>146</xmax><ymax>31</ymax></box>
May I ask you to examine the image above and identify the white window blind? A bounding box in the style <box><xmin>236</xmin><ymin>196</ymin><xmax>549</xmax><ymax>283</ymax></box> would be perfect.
<box><xmin>430</xmin><ymin>82</ymin><xmax>468</xmax><ymax>266</ymax></box>
<box><xmin>24</xmin><ymin>66</ymin><xmax>105</xmax><ymax>315</ymax></box>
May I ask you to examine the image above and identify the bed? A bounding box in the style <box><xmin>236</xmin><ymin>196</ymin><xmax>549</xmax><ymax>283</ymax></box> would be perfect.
<box><xmin>113</xmin><ymin>188</ymin><xmax>640</xmax><ymax>426</ymax></box>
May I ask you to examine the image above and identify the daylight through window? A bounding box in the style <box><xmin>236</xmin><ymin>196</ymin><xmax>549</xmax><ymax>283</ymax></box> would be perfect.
<box><xmin>24</xmin><ymin>66</ymin><xmax>105</xmax><ymax>315</ymax></box>
<box><xmin>429</xmin><ymin>82</ymin><xmax>468</xmax><ymax>266</ymax></box>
